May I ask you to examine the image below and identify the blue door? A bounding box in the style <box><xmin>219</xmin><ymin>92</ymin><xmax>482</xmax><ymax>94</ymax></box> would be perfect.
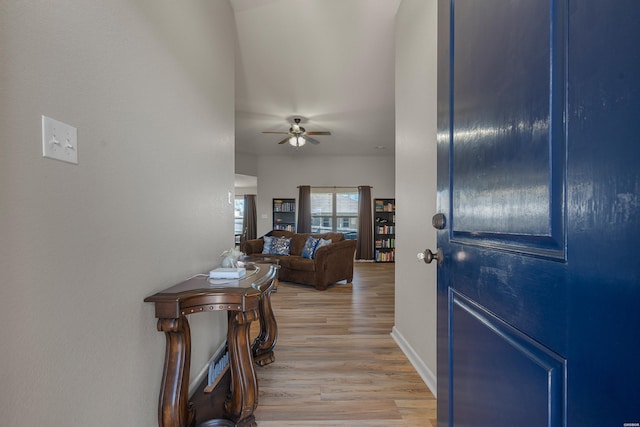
<box><xmin>436</xmin><ymin>1</ymin><xmax>640</xmax><ymax>425</ymax></box>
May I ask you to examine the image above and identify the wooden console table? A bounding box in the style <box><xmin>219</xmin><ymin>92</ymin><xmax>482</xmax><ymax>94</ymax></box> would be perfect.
<box><xmin>144</xmin><ymin>263</ymin><xmax>278</xmax><ymax>427</ymax></box>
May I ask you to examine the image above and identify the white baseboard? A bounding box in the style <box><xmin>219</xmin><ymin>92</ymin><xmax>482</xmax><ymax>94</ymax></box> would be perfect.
<box><xmin>390</xmin><ymin>326</ymin><xmax>437</xmax><ymax>398</ymax></box>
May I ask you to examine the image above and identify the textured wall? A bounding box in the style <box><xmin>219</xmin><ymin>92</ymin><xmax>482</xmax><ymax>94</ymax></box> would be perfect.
<box><xmin>0</xmin><ymin>1</ymin><xmax>236</xmax><ymax>425</ymax></box>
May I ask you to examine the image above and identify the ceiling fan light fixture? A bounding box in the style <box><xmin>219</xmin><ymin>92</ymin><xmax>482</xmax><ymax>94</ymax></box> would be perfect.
<box><xmin>263</xmin><ymin>117</ymin><xmax>327</xmax><ymax>147</ymax></box>
<box><xmin>289</xmin><ymin>136</ymin><xmax>306</xmax><ymax>147</ymax></box>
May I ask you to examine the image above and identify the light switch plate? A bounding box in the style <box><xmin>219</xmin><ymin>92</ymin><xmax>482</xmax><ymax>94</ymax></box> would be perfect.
<box><xmin>42</xmin><ymin>115</ymin><xmax>78</xmax><ymax>164</ymax></box>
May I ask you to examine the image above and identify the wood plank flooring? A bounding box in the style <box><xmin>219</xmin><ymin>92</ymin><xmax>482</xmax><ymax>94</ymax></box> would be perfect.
<box><xmin>251</xmin><ymin>261</ymin><xmax>437</xmax><ymax>426</ymax></box>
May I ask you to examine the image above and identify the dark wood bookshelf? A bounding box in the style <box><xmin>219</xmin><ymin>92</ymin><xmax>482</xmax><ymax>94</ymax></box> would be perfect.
<box><xmin>374</xmin><ymin>198</ymin><xmax>395</xmax><ymax>262</ymax></box>
<box><xmin>273</xmin><ymin>198</ymin><xmax>296</xmax><ymax>231</ymax></box>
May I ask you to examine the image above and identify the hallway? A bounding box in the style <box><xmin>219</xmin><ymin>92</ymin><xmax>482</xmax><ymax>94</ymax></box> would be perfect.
<box><xmin>252</xmin><ymin>262</ymin><xmax>437</xmax><ymax>426</ymax></box>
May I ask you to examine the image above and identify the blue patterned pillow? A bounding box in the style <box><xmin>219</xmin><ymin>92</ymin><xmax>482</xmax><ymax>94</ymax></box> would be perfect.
<box><xmin>313</xmin><ymin>238</ymin><xmax>332</xmax><ymax>256</ymax></box>
<box><xmin>262</xmin><ymin>236</ymin><xmax>275</xmax><ymax>254</ymax></box>
<box><xmin>271</xmin><ymin>236</ymin><xmax>291</xmax><ymax>255</ymax></box>
<box><xmin>301</xmin><ymin>237</ymin><xmax>320</xmax><ymax>259</ymax></box>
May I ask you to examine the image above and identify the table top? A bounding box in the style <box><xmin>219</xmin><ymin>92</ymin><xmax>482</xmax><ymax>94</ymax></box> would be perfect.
<box><xmin>144</xmin><ymin>262</ymin><xmax>277</xmax><ymax>319</ymax></box>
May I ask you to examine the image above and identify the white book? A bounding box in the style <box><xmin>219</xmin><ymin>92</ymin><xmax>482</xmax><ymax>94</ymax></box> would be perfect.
<box><xmin>209</xmin><ymin>267</ymin><xmax>246</xmax><ymax>279</ymax></box>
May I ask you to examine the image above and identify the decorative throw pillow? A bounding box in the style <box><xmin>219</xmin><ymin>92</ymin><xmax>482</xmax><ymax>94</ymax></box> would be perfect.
<box><xmin>262</xmin><ymin>236</ymin><xmax>274</xmax><ymax>254</ymax></box>
<box><xmin>271</xmin><ymin>236</ymin><xmax>292</xmax><ymax>255</ymax></box>
<box><xmin>301</xmin><ymin>237</ymin><xmax>320</xmax><ymax>259</ymax></box>
<box><xmin>313</xmin><ymin>238</ymin><xmax>332</xmax><ymax>257</ymax></box>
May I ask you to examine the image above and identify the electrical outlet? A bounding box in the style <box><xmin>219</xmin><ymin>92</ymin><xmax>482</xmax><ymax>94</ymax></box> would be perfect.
<box><xmin>42</xmin><ymin>115</ymin><xmax>78</xmax><ymax>164</ymax></box>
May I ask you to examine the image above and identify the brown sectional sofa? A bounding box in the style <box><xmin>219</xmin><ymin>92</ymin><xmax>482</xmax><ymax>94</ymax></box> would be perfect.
<box><xmin>242</xmin><ymin>230</ymin><xmax>357</xmax><ymax>291</ymax></box>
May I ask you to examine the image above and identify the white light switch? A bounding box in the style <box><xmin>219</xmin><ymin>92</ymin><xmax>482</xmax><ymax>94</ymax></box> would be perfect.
<box><xmin>42</xmin><ymin>115</ymin><xmax>78</xmax><ymax>164</ymax></box>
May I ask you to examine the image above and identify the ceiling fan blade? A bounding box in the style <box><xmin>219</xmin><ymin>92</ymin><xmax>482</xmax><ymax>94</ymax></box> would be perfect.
<box><xmin>306</xmin><ymin>131</ymin><xmax>331</xmax><ymax>135</ymax></box>
<box><xmin>262</xmin><ymin>131</ymin><xmax>289</xmax><ymax>134</ymax></box>
<box><xmin>305</xmin><ymin>136</ymin><xmax>321</xmax><ymax>145</ymax></box>
<box><xmin>277</xmin><ymin>137</ymin><xmax>290</xmax><ymax>144</ymax></box>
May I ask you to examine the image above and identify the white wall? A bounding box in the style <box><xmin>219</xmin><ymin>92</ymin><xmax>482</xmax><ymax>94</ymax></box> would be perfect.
<box><xmin>254</xmin><ymin>154</ymin><xmax>395</xmax><ymax>236</ymax></box>
<box><xmin>393</xmin><ymin>0</ymin><xmax>439</xmax><ymax>395</ymax></box>
<box><xmin>235</xmin><ymin>186</ymin><xmax>258</xmax><ymax>196</ymax></box>
<box><xmin>0</xmin><ymin>1</ymin><xmax>236</xmax><ymax>425</ymax></box>
<box><xmin>236</xmin><ymin>151</ymin><xmax>259</xmax><ymax>177</ymax></box>
<box><xmin>234</xmin><ymin>174</ymin><xmax>258</xmax><ymax>196</ymax></box>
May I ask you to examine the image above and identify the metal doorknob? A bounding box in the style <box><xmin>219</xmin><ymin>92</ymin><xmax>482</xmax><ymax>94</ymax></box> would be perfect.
<box><xmin>417</xmin><ymin>248</ymin><xmax>443</xmax><ymax>265</ymax></box>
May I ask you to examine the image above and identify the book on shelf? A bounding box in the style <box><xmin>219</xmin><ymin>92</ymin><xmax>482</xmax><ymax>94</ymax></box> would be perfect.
<box><xmin>374</xmin><ymin>200</ymin><xmax>395</xmax><ymax>212</ymax></box>
<box><xmin>375</xmin><ymin>238</ymin><xmax>395</xmax><ymax>249</ymax></box>
<box><xmin>274</xmin><ymin>224</ymin><xmax>294</xmax><ymax>231</ymax></box>
<box><xmin>375</xmin><ymin>250</ymin><xmax>395</xmax><ymax>262</ymax></box>
<box><xmin>376</xmin><ymin>225</ymin><xmax>395</xmax><ymax>234</ymax></box>
<box><xmin>273</xmin><ymin>200</ymin><xmax>295</xmax><ymax>212</ymax></box>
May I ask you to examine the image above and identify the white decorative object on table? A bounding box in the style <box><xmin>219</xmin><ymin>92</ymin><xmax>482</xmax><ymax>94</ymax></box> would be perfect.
<box><xmin>220</xmin><ymin>248</ymin><xmax>243</xmax><ymax>268</ymax></box>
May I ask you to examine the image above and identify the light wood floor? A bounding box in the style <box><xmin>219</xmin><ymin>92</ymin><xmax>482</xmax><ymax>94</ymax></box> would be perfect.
<box><xmin>251</xmin><ymin>262</ymin><xmax>437</xmax><ymax>426</ymax></box>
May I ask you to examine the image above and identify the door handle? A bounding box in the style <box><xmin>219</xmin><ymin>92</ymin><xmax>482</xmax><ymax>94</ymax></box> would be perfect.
<box><xmin>417</xmin><ymin>248</ymin><xmax>443</xmax><ymax>265</ymax></box>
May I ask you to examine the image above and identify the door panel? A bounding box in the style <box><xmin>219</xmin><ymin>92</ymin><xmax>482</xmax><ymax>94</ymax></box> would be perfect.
<box><xmin>453</xmin><ymin>0</ymin><xmax>557</xmax><ymax>239</ymax></box>
<box><xmin>451</xmin><ymin>0</ymin><xmax>566</xmax><ymax>257</ymax></box>
<box><xmin>437</xmin><ymin>0</ymin><xmax>640</xmax><ymax>426</ymax></box>
<box><xmin>451</xmin><ymin>291</ymin><xmax>565</xmax><ymax>427</ymax></box>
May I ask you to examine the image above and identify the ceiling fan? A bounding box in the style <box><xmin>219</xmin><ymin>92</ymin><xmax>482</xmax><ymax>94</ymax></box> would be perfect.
<box><xmin>262</xmin><ymin>117</ymin><xmax>331</xmax><ymax>148</ymax></box>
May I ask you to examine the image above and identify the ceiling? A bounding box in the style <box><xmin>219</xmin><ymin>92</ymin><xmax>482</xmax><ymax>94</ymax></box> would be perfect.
<box><xmin>230</xmin><ymin>0</ymin><xmax>401</xmax><ymax>157</ymax></box>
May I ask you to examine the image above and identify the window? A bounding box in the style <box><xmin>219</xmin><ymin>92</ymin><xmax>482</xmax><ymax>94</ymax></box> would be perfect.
<box><xmin>310</xmin><ymin>187</ymin><xmax>358</xmax><ymax>239</ymax></box>
<box><xmin>234</xmin><ymin>197</ymin><xmax>244</xmax><ymax>236</ymax></box>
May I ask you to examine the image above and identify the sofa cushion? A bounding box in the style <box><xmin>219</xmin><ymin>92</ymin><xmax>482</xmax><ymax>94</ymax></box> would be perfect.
<box><xmin>262</xmin><ymin>236</ymin><xmax>275</xmax><ymax>254</ymax></box>
<box><xmin>268</xmin><ymin>230</ymin><xmax>345</xmax><ymax>255</ymax></box>
<box><xmin>315</xmin><ymin>238</ymin><xmax>332</xmax><ymax>253</ymax></box>
<box><xmin>285</xmin><ymin>256</ymin><xmax>316</xmax><ymax>272</ymax></box>
<box><xmin>271</xmin><ymin>236</ymin><xmax>292</xmax><ymax>255</ymax></box>
<box><xmin>301</xmin><ymin>237</ymin><xmax>320</xmax><ymax>259</ymax></box>
<box><xmin>269</xmin><ymin>231</ymin><xmax>305</xmax><ymax>255</ymax></box>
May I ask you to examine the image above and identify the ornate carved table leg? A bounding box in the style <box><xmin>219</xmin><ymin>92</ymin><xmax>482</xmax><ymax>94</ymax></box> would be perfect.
<box><xmin>251</xmin><ymin>286</ymin><xmax>278</xmax><ymax>367</ymax></box>
<box><xmin>157</xmin><ymin>316</ymin><xmax>195</xmax><ymax>427</ymax></box>
<box><xmin>225</xmin><ymin>309</ymin><xmax>259</xmax><ymax>427</ymax></box>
